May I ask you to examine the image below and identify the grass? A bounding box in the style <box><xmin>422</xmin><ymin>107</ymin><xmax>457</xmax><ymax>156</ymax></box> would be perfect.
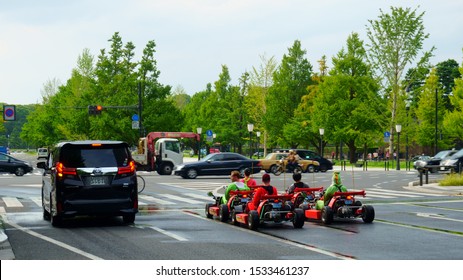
<box><xmin>439</xmin><ymin>173</ymin><xmax>463</xmax><ymax>186</ymax></box>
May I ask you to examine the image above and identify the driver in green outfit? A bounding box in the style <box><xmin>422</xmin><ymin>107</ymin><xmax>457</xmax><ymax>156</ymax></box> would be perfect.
<box><xmin>316</xmin><ymin>171</ymin><xmax>348</xmax><ymax>210</ymax></box>
<box><xmin>221</xmin><ymin>170</ymin><xmax>250</xmax><ymax>204</ymax></box>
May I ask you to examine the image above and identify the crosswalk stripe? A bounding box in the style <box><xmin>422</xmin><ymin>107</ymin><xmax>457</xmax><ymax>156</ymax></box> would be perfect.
<box><xmin>365</xmin><ymin>190</ymin><xmax>420</xmax><ymax>198</ymax></box>
<box><xmin>31</xmin><ymin>197</ymin><xmax>42</xmax><ymax>207</ymax></box>
<box><xmin>139</xmin><ymin>195</ymin><xmax>175</xmax><ymax>205</ymax></box>
<box><xmin>2</xmin><ymin>197</ymin><xmax>23</xmax><ymax>207</ymax></box>
<box><xmin>184</xmin><ymin>193</ymin><xmax>214</xmax><ymax>201</ymax></box>
<box><xmin>366</xmin><ymin>188</ymin><xmax>446</xmax><ymax>197</ymax></box>
<box><xmin>158</xmin><ymin>194</ymin><xmax>204</xmax><ymax>204</ymax></box>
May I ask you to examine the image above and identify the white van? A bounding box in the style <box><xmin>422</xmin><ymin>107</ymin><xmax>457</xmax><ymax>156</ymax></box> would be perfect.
<box><xmin>37</xmin><ymin>148</ymin><xmax>48</xmax><ymax>160</ymax></box>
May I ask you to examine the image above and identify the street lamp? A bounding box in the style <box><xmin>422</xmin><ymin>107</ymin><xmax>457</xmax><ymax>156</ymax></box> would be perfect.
<box><xmin>405</xmin><ymin>100</ymin><xmax>411</xmax><ymax>167</ymax></box>
<box><xmin>197</xmin><ymin>127</ymin><xmax>202</xmax><ymax>161</ymax></box>
<box><xmin>396</xmin><ymin>124</ymin><xmax>402</xmax><ymax>170</ymax></box>
<box><xmin>256</xmin><ymin>131</ymin><xmax>261</xmax><ymax>159</ymax></box>
<box><xmin>247</xmin><ymin>123</ymin><xmax>254</xmax><ymax>158</ymax></box>
<box><xmin>319</xmin><ymin>128</ymin><xmax>325</xmax><ymax>156</ymax></box>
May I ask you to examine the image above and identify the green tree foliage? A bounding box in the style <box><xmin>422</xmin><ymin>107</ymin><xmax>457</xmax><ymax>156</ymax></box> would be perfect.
<box><xmin>415</xmin><ymin>68</ymin><xmax>447</xmax><ymax>150</ymax></box>
<box><xmin>366</xmin><ymin>6</ymin><xmax>435</xmax><ymax>152</ymax></box>
<box><xmin>21</xmin><ymin>32</ymin><xmax>180</xmax><ymax>147</ymax></box>
<box><xmin>312</xmin><ymin>33</ymin><xmax>386</xmax><ymax>163</ymax></box>
<box><xmin>443</xmin><ymin>60</ymin><xmax>463</xmax><ymax>145</ymax></box>
<box><xmin>265</xmin><ymin>40</ymin><xmax>313</xmax><ymax>147</ymax></box>
<box><xmin>436</xmin><ymin>59</ymin><xmax>462</xmax><ymax>110</ymax></box>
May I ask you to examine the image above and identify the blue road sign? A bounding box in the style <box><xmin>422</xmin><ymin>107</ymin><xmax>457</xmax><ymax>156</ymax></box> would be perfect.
<box><xmin>206</xmin><ymin>129</ymin><xmax>213</xmax><ymax>137</ymax></box>
<box><xmin>384</xmin><ymin>131</ymin><xmax>391</xmax><ymax>137</ymax></box>
<box><xmin>132</xmin><ymin>114</ymin><xmax>139</xmax><ymax>121</ymax></box>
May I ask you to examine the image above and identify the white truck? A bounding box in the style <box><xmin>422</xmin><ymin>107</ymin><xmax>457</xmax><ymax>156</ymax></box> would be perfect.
<box><xmin>132</xmin><ymin>132</ymin><xmax>200</xmax><ymax>175</ymax></box>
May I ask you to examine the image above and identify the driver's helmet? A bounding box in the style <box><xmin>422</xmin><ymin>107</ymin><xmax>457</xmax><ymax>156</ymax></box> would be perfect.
<box><xmin>244</xmin><ymin>168</ymin><xmax>251</xmax><ymax>177</ymax></box>
<box><xmin>332</xmin><ymin>171</ymin><xmax>342</xmax><ymax>185</ymax></box>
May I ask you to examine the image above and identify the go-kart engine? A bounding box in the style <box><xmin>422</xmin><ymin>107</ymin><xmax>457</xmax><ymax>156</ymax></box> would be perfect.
<box><xmin>337</xmin><ymin>206</ymin><xmax>353</xmax><ymax>218</ymax></box>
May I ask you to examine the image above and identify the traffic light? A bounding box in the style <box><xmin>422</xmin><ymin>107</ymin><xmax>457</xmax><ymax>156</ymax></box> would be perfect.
<box><xmin>88</xmin><ymin>105</ymin><xmax>103</xmax><ymax>115</ymax></box>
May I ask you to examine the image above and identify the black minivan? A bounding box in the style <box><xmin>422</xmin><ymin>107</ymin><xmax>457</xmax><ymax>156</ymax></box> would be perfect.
<box><xmin>37</xmin><ymin>140</ymin><xmax>138</xmax><ymax>226</ymax></box>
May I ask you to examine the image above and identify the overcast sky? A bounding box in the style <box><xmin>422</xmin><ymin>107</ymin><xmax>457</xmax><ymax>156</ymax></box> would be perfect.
<box><xmin>1</xmin><ymin>0</ymin><xmax>462</xmax><ymax>105</ymax></box>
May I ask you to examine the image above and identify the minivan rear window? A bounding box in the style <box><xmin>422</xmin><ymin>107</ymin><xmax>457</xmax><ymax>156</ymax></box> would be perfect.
<box><xmin>60</xmin><ymin>145</ymin><xmax>130</xmax><ymax>168</ymax></box>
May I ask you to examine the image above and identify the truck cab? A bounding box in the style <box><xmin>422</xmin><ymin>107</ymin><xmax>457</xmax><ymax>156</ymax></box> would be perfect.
<box><xmin>154</xmin><ymin>138</ymin><xmax>182</xmax><ymax>175</ymax></box>
<box><xmin>133</xmin><ymin>132</ymin><xmax>200</xmax><ymax>175</ymax></box>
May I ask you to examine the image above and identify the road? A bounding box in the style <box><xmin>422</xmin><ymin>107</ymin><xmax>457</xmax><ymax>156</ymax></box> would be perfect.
<box><xmin>1</xmin><ymin>154</ymin><xmax>462</xmax><ymax>261</ymax></box>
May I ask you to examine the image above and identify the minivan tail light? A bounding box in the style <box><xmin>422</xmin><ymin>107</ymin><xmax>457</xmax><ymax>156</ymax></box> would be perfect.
<box><xmin>56</xmin><ymin>162</ymin><xmax>77</xmax><ymax>177</ymax></box>
<box><xmin>118</xmin><ymin>160</ymin><xmax>136</xmax><ymax>175</ymax></box>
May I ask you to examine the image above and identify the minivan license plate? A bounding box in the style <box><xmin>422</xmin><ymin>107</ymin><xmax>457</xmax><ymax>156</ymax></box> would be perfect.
<box><xmin>89</xmin><ymin>176</ymin><xmax>107</xmax><ymax>186</ymax></box>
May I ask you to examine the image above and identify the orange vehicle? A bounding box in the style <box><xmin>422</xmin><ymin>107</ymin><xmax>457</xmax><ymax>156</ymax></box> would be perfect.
<box><xmin>259</xmin><ymin>152</ymin><xmax>319</xmax><ymax>173</ymax></box>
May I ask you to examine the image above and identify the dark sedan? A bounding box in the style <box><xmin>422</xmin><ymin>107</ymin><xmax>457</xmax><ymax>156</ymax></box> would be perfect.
<box><xmin>0</xmin><ymin>152</ymin><xmax>33</xmax><ymax>176</ymax></box>
<box><xmin>174</xmin><ymin>152</ymin><xmax>262</xmax><ymax>179</ymax></box>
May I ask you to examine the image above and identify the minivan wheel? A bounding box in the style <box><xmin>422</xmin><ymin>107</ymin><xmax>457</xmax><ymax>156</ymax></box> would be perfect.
<box><xmin>123</xmin><ymin>214</ymin><xmax>136</xmax><ymax>224</ymax></box>
<box><xmin>15</xmin><ymin>167</ymin><xmax>25</xmax><ymax>176</ymax></box>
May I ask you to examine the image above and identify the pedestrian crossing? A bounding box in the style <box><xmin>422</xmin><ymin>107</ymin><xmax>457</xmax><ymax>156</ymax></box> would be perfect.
<box><xmin>0</xmin><ymin>187</ymin><xmax>448</xmax><ymax>213</ymax></box>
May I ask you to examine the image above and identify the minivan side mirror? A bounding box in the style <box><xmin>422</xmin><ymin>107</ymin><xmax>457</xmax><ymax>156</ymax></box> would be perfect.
<box><xmin>37</xmin><ymin>161</ymin><xmax>48</xmax><ymax>170</ymax></box>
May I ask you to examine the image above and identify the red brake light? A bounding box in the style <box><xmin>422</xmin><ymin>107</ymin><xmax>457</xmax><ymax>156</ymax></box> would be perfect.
<box><xmin>56</xmin><ymin>162</ymin><xmax>77</xmax><ymax>177</ymax></box>
<box><xmin>118</xmin><ymin>160</ymin><xmax>136</xmax><ymax>175</ymax></box>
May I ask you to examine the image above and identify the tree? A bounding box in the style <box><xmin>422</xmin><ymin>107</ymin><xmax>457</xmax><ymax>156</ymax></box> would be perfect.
<box><xmin>312</xmin><ymin>33</ymin><xmax>386</xmax><ymax>163</ymax></box>
<box><xmin>264</xmin><ymin>40</ymin><xmax>312</xmax><ymax>147</ymax></box>
<box><xmin>443</xmin><ymin>59</ymin><xmax>463</xmax><ymax>148</ymax></box>
<box><xmin>245</xmin><ymin>54</ymin><xmax>277</xmax><ymax>154</ymax></box>
<box><xmin>366</xmin><ymin>6</ymin><xmax>435</xmax><ymax>153</ymax></box>
<box><xmin>436</xmin><ymin>59</ymin><xmax>462</xmax><ymax>110</ymax></box>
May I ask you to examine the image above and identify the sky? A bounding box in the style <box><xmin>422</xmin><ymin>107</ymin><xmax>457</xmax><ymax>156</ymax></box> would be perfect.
<box><xmin>1</xmin><ymin>0</ymin><xmax>462</xmax><ymax>105</ymax></box>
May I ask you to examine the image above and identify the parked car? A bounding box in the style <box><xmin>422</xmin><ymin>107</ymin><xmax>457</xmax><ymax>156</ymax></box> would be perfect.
<box><xmin>0</xmin><ymin>152</ymin><xmax>33</xmax><ymax>176</ymax></box>
<box><xmin>415</xmin><ymin>150</ymin><xmax>458</xmax><ymax>173</ymax></box>
<box><xmin>413</xmin><ymin>155</ymin><xmax>432</xmax><ymax>170</ymax></box>
<box><xmin>274</xmin><ymin>149</ymin><xmax>333</xmax><ymax>172</ymax></box>
<box><xmin>259</xmin><ymin>152</ymin><xmax>319</xmax><ymax>173</ymax></box>
<box><xmin>174</xmin><ymin>152</ymin><xmax>261</xmax><ymax>179</ymax></box>
<box><xmin>440</xmin><ymin>148</ymin><xmax>463</xmax><ymax>173</ymax></box>
<box><xmin>36</xmin><ymin>140</ymin><xmax>138</xmax><ymax>226</ymax></box>
<box><xmin>37</xmin><ymin>147</ymin><xmax>48</xmax><ymax>160</ymax></box>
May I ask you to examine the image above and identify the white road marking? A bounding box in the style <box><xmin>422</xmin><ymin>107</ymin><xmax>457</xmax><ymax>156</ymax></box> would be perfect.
<box><xmin>2</xmin><ymin>215</ymin><xmax>103</xmax><ymax>260</ymax></box>
<box><xmin>150</xmin><ymin>226</ymin><xmax>188</xmax><ymax>241</ymax></box>
<box><xmin>139</xmin><ymin>194</ymin><xmax>175</xmax><ymax>205</ymax></box>
<box><xmin>2</xmin><ymin>197</ymin><xmax>23</xmax><ymax>207</ymax></box>
<box><xmin>158</xmin><ymin>194</ymin><xmax>203</xmax><ymax>204</ymax></box>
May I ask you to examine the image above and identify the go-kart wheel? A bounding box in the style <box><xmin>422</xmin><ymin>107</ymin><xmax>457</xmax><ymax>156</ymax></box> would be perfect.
<box><xmin>248</xmin><ymin>210</ymin><xmax>259</xmax><ymax>230</ymax></box>
<box><xmin>361</xmin><ymin>205</ymin><xmax>375</xmax><ymax>223</ymax></box>
<box><xmin>321</xmin><ymin>206</ymin><xmax>333</xmax><ymax>224</ymax></box>
<box><xmin>231</xmin><ymin>210</ymin><xmax>239</xmax><ymax>226</ymax></box>
<box><xmin>219</xmin><ymin>204</ymin><xmax>229</xmax><ymax>222</ymax></box>
<box><xmin>293</xmin><ymin>208</ymin><xmax>305</xmax><ymax>229</ymax></box>
<box><xmin>205</xmin><ymin>203</ymin><xmax>214</xmax><ymax>219</ymax></box>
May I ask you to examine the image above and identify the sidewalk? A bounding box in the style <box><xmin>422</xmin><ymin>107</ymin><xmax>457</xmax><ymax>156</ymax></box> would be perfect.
<box><xmin>0</xmin><ymin>218</ymin><xmax>15</xmax><ymax>260</ymax></box>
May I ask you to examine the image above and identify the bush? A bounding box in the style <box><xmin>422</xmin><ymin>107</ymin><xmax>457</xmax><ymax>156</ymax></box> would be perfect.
<box><xmin>439</xmin><ymin>173</ymin><xmax>463</xmax><ymax>186</ymax></box>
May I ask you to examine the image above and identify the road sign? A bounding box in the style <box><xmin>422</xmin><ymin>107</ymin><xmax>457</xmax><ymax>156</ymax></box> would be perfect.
<box><xmin>132</xmin><ymin>121</ymin><xmax>139</xmax><ymax>129</ymax></box>
<box><xmin>384</xmin><ymin>131</ymin><xmax>390</xmax><ymax>137</ymax></box>
<box><xmin>132</xmin><ymin>114</ymin><xmax>139</xmax><ymax>121</ymax></box>
<box><xmin>3</xmin><ymin>105</ymin><xmax>16</xmax><ymax>121</ymax></box>
<box><xmin>206</xmin><ymin>129</ymin><xmax>213</xmax><ymax>137</ymax></box>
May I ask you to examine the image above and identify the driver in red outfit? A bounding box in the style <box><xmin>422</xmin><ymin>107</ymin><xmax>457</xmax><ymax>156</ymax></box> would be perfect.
<box><xmin>248</xmin><ymin>173</ymin><xmax>278</xmax><ymax>211</ymax></box>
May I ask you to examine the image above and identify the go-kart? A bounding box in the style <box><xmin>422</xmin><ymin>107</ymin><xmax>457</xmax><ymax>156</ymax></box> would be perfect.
<box><xmin>305</xmin><ymin>190</ymin><xmax>375</xmax><ymax>224</ymax></box>
<box><xmin>205</xmin><ymin>190</ymin><xmax>254</xmax><ymax>222</ymax></box>
<box><xmin>289</xmin><ymin>187</ymin><xmax>324</xmax><ymax>210</ymax></box>
<box><xmin>234</xmin><ymin>194</ymin><xmax>305</xmax><ymax>230</ymax></box>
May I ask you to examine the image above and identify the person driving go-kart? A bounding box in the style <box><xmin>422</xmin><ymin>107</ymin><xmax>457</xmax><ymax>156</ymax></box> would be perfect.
<box><xmin>248</xmin><ymin>173</ymin><xmax>278</xmax><ymax>211</ymax></box>
<box><xmin>286</xmin><ymin>173</ymin><xmax>309</xmax><ymax>194</ymax></box>
<box><xmin>221</xmin><ymin>170</ymin><xmax>250</xmax><ymax>204</ymax></box>
<box><xmin>316</xmin><ymin>171</ymin><xmax>348</xmax><ymax>210</ymax></box>
<box><xmin>240</xmin><ymin>168</ymin><xmax>257</xmax><ymax>188</ymax></box>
